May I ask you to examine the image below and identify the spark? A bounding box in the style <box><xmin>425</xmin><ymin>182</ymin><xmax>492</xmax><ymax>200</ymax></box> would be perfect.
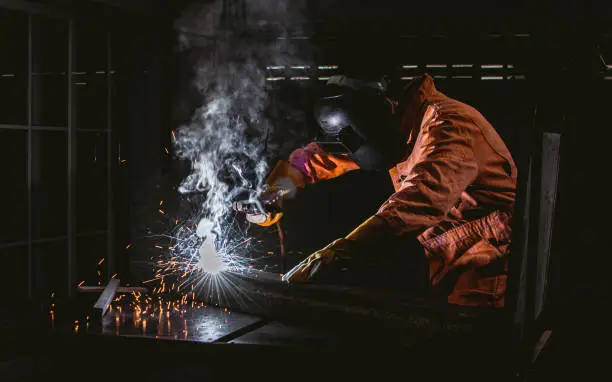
<box><xmin>125</xmin><ymin>244</ymin><xmax>132</xmax><ymax>249</ymax></box>
<box><xmin>98</xmin><ymin>258</ymin><xmax>105</xmax><ymax>265</ymax></box>
<box><xmin>164</xmin><ymin>147</ymin><xmax>169</xmax><ymax>154</ymax></box>
<box><xmin>77</xmin><ymin>280</ymin><xmax>85</xmax><ymax>287</ymax></box>
<box><xmin>159</xmin><ymin>209</ymin><xmax>165</xmax><ymax>215</ymax></box>
<box><xmin>160</xmin><ymin>200</ymin><xmax>164</xmax><ymax>206</ymax></box>
<box><xmin>111</xmin><ymin>273</ymin><xmax>118</xmax><ymax>279</ymax></box>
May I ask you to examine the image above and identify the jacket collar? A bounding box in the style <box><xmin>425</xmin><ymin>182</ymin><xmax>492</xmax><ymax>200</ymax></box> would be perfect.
<box><xmin>399</xmin><ymin>73</ymin><xmax>439</xmax><ymax>141</ymax></box>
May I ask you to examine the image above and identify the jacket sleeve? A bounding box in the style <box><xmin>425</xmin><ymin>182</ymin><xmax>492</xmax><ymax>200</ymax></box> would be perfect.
<box><xmin>287</xmin><ymin>142</ymin><xmax>360</xmax><ymax>185</ymax></box>
<box><xmin>376</xmin><ymin>120</ymin><xmax>479</xmax><ymax>235</ymax></box>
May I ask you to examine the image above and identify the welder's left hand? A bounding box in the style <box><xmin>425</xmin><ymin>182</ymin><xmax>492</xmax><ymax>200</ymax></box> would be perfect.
<box><xmin>281</xmin><ymin>238</ymin><xmax>353</xmax><ymax>283</ymax></box>
<box><xmin>282</xmin><ymin>215</ymin><xmax>391</xmax><ymax>284</ymax></box>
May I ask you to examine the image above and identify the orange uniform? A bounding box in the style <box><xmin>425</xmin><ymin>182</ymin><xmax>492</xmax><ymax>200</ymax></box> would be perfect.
<box><xmin>283</xmin><ymin>74</ymin><xmax>517</xmax><ymax>308</ymax></box>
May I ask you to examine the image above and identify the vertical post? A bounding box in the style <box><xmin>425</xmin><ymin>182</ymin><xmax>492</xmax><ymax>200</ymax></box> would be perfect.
<box><xmin>106</xmin><ymin>28</ymin><xmax>114</xmax><ymax>282</ymax></box>
<box><xmin>67</xmin><ymin>19</ymin><xmax>76</xmax><ymax>297</ymax></box>
<box><xmin>26</xmin><ymin>14</ymin><xmax>33</xmax><ymax>298</ymax></box>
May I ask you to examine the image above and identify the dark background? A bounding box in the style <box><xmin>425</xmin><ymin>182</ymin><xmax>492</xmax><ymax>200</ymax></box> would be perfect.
<box><xmin>0</xmin><ymin>0</ymin><xmax>609</xmax><ymax>378</ymax></box>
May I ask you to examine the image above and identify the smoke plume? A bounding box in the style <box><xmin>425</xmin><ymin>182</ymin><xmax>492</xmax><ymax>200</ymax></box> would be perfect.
<box><xmin>171</xmin><ymin>0</ymin><xmax>309</xmax><ymax>275</ymax></box>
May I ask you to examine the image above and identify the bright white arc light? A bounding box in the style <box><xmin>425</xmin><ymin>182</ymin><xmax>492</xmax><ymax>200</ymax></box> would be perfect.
<box><xmin>196</xmin><ymin>218</ymin><xmax>225</xmax><ymax>274</ymax></box>
<box><xmin>198</xmin><ymin>237</ymin><xmax>224</xmax><ymax>275</ymax></box>
<box><xmin>328</xmin><ymin>114</ymin><xmax>342</xmax><ymax>127</ymax></box>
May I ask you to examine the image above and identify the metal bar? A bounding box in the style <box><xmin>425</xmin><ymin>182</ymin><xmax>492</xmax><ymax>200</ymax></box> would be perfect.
<box><xmin>31</xmin><ymin>125</ymin><xmax>68</xmax><ymax>131</ymax></box>
<box><xmin>106</xmin><ymin>28</ymin><xmax>114</xmax><ymax>284</ymax></box>
<box><xmin>75</xmin><ymin>128</ymin><xmax>111</xmax><ymax>133</ymax></box>
<box><xmin>531</xmin><ymin>329</ymin><xmax>552</xmax><ymax>363</ymax></box>
<box><xmin>0</xmin><ymin>236</ymin><xmax>68</xmax><ymax>251</ymax></box>
<box><xmin>93</xmin><ymin>278</ymin><xmax>120</xmax><ymax>319</ymax></box>
<box><xmin>78</xmin><ymin>285</ymin><xmax>147</xmax><ymax>293</ymax></box>
<box><xmin>0</xmin><ymin>124</ymin><xmax>28</xmax><ymax>130</ymax></box>
<box><xmin>75</xmin><ymin>230</ymin><xmax>108</xmax><ymax>238</ymax></box>
<box><xmin>26</xmin><ymin>14</ymin><xmax>32</xmax><ymax>299</ymax></box>
<box><xmin>67</xmin><ymin>19</ymin><xmax>76</xmax><ymax>298</ymax></box>
<box><xmin>522</xmin><ymin>128</ymin><xmax>544</xmax><ymax>368</ymax></box>
<box><xmin>211</xmin><ymin>319</ymin><xmax>271</xmax><ymax>343</ymax></box>
<box><xmin>0</xmin><ymin>125</ymin><xmax>70</xmax><ymax>132</ymax></box>
<box><xmin>0</xmin><ymin>242</ymin><xmax>28</xmax><ymax>250</ymax></box>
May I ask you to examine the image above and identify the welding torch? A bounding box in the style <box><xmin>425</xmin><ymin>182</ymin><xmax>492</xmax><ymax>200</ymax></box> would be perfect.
<box><xmin>231</xmin><ymin>188</ymin><xmax>288</xmax><ymax>217</ymax></box>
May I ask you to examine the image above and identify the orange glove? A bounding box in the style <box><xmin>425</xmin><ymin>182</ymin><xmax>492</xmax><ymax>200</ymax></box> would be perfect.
<box><xmin>282</xmin><ymin>215</ymin><xmax>391</xmax><ymax>283</ymax></box>
<box><xmin>246</xmin><ymin>160</ymin><xmax>305</xmax><ymax>227</ymax></box>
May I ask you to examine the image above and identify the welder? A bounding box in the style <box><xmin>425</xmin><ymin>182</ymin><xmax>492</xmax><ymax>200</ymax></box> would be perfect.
<box><xmin>239</xmin><ymin>66</ymin><xmax>517</xmax><ymax>308</ymax></box>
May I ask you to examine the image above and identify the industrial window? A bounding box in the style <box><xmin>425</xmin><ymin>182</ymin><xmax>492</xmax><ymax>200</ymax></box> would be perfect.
<box><xmin>0</xmin><ymin>4</ymin><xmax>148</xmax><ymax>299</ymax></box>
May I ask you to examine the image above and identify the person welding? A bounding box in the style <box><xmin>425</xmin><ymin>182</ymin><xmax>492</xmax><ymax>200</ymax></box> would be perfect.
<box><xmin>236</xmin><ymin>63</ymin><xmax>517</xmax><ymax>308</ymax></box>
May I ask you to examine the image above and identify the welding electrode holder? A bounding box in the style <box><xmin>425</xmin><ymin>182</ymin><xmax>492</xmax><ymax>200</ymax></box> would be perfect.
<box><xmin>231</xmin><ymin>188</ymin><xmax>284</xmax><ymax>215</ymax></box>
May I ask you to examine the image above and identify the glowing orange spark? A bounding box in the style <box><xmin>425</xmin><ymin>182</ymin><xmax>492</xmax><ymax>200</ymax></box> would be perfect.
<box><xmin>159</xmin><ymin>209</ymin><xmax>165</xmax><ymax>215</ymax></box>
<box><xmin>50</xmin><ymin>292</ymin><xmax>55</xmax><ymax>298</ymax></box>
<box><xmin>155</xmin><ymin>245</ymin><xmax>163</xmax><ymax>249</ymax></box>
<box><xmin>164</xmin><ymin>147</ymin><xmax>169</xmax><ymax>154</ymax></box>
<box><xmin>125</xmin><ymin>244</ymin><xmax>132</xmax><ymax>249</ymax></box>
<box><xmin>175</xmin><ymin>219</ymin><xmax>179</xmax><ymax>225</ymax></box>
<box><xmin>97</xmin><ymin>270</ymin><xmax>101</xmax><ymax>277</ymax></box>
<box><xmin>111</xmin><ymin>273</ymin><xmax>118</xmax><ymax>279</ymax></box>
<box><xmin>77</xmin><ymin>280</ymin><xmax>85</xmax><ymax>287</ymax></box>
<box><xmin>121</xmin><ymin>159</ymin><xmax>127</xmax><ymax>164</ymax></box>
<box><xmin>97</xmin><ymin>258</ymin><xmax>105</xmax><ymax>265</ymax></box>
<box><xmin>171</xmin><ymin>130</ymin><xmax>176</xmax><ymax>140</ymax></box>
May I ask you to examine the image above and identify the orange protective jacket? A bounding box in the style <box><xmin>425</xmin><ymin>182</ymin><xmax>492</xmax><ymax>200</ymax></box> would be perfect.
<box><xmin>286</xmin><ymin>74</ymin><xmax>517</xmax><ymax>308</ymax></box>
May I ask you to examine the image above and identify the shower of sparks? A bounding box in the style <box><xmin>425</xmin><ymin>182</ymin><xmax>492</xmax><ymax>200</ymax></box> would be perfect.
<box><xmin>146</xmin><ymin>210</ymin><xmax>271</xmax><ymax>309</ymax></box>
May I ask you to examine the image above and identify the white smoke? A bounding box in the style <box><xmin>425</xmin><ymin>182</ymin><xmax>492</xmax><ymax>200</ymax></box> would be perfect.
<box><xmin>171</xmin><ymin>0</ymin><xmax>309</xmax><ymax>274</ymax></box>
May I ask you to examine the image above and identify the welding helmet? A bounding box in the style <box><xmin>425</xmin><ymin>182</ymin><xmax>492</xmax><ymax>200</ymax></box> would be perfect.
<box><xmin>313</xmin><ymin>74</ymin><xmax>405</xmax><ymax>170</ymax></box>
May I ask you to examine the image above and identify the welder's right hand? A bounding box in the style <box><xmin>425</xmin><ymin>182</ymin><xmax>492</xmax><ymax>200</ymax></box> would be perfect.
<box><xmin>243</xmin><ymin>190</ymin><xmax>284</xmax><ymax>227</ymax></box>
<box><xmin>246</xmin><ymin>160</ymin><xmax>305</xmax><ymax>227</ymax></box>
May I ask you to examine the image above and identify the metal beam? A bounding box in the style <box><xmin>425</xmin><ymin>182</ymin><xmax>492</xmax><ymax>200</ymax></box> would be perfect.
<box><xmin>106</xmin><ymin>28</ymin><xmax>114</xmax><ymax>284</ymax></box>
<box><xmin>26</xmin><ymin>14</ymin><xmax>32</xmax><ymax>298</ymax></box>
<box><xmin>93</xmin><ymin>278</ymin><xmax>120</xmax><ymax>319</ymax></box>
<box><xmin>67</xmin><ymin>19</ymin><xmax>76</xmax><ymax>298</ymax></box>
<box><xmin>0</xmin><ymin>125</ymin><xmax>69</xmax><ymax>131</ymax></box>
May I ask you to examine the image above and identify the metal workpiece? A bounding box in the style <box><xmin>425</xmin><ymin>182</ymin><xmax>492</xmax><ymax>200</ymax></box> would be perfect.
<box><xmin>188</xmin><ymin>269</ymin><xmax>504</xmax><ymax>339</ymax></box>
<box><xmin>92</xmin><ymin>278</ymin><xmax>120</xmax><ymax>320</ymax></box>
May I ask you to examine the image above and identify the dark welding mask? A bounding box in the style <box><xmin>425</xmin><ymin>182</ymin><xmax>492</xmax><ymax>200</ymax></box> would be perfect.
<box><xmin>313</xmin><ymin>75</ymin><xmax>405</xmax><ymax>171</ymax></box>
